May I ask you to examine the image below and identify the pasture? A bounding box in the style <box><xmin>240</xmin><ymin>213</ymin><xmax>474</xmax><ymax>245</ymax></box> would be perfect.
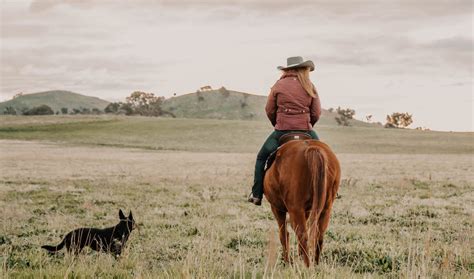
<box><xmin>0</xmin><ymin>116</ymin><xmax>473</xmax><ymax>278</ymax></box>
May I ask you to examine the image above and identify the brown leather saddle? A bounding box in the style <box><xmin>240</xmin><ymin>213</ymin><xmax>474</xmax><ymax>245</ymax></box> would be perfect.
<box><xmin>278</xmin><ymin>132</ymin><xmax>312</xmax><ymax>145</ymax></box>
<box><xmin>264</xmin><ymin>132</ymin><xmax>312</xmax><ymax>171</ymax></box>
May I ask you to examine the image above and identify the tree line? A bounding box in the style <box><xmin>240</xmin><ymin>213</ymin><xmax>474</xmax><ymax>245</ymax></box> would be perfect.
<box><xmin>3</xmin><ymin>91</ymin><xmax>175</xmax><ymax>118</ymax></box>
<box><xmin>329</xmin><ymin>107</ymin><xmax>416</xmax><ymax>129</ymax></box>
<box><xmin>3</xmin><ymin>90</ymin><xmax>420</xmax><ymax>129</ymax></box>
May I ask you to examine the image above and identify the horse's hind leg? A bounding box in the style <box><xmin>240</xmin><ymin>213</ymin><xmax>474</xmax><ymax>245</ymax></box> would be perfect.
<box><xmin>289</xmin><ymin>210</ymin><xmax>310</xmax><ymax>267</ymax></box>
<box><xmin>271</xmin><ymin>206</ymin><xmax>289</xmax><ymax>264</ymax></box>
<box><xmin>314</xmin><ymin>207</ymin><xmax>332</xmax><ymax>265</ymax></box>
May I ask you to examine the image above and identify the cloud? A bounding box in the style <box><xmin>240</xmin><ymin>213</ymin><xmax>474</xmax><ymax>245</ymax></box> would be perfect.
<box><xmin>27</xmin><ymin>0</ymin><xmax>473</xmax><ymax>18</ymax></box>
<box><xmin>29</xmin><ymin>0</ymin><xmax>60</xmax><ymax>12</ymax></box>
<box><xmin>426</xmin><ymin>36</ymin><xmax>472</xmax><ymax>53</ymax></box>
<box><xmin>29</xmin><ymin>0</ymin><xmax>100</xmax><ymax>12</ymax></box>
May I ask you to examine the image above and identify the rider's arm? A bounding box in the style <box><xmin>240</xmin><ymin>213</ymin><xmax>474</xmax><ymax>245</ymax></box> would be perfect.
<box><xmin>265</xmin><ymin>87</ymin><xmax>278</xmax><ymax>126</ymax></box>
<box><xmin>309</xmin><ymin>90</ymin><xmax>321</xmax><ymax>126</ymax></box>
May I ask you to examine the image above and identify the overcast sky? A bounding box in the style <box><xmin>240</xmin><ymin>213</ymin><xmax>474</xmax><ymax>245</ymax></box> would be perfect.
<box><xmin>1</xmin><ymin>0</ymin><xmax>472</xmax><ymax>131</ymax></box>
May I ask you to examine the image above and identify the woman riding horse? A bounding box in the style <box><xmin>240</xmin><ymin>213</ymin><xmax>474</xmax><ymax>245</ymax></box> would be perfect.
<box><xmin>248</xmin><ymin>56</ymin><xmax>321</xmax><ymax>206</ymax></box>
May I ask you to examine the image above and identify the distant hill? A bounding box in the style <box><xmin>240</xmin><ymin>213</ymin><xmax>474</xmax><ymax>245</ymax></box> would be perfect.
<box><xmin>162</xmin><ymin>88</ymin><xmax>376</xmax><ymax>127</ymax></box>
<box><xmin>0</xmin><ymin>90</ymin><xmax>110</xmax><ymax>114</ymax></box>
<box><xmin>1</xmin><ymin>89</ymin><xmax>378</xmax><ymax>127</ymax></box>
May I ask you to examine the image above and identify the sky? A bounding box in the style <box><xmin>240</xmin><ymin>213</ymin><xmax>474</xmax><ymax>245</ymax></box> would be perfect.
<box><xmin>1</xmin><ymin>0</ymin><xmax>472</xmax><ymax>131</ymax></box>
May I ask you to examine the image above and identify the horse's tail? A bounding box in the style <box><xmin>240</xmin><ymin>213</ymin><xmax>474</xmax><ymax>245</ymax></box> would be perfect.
<box><xmin>41</xmin><ymin>237</ymin><xmax>66</xmax><ymax>253</ymax></box>
<box><xmin>304</xmin><ymin>145</ymin><xmax>328</xmax><ymax>252</ymax></box>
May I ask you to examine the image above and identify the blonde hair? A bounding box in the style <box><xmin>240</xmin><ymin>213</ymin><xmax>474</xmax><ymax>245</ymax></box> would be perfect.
<box><xmin>285</xmin><ymin>67</ymin><xmax>317</xmax><ymax>97</ymax></box>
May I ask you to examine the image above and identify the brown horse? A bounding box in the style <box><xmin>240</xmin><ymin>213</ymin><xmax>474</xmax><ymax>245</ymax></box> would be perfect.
<box><xmin>263</xmin><ymin>139</ymin><xmax>341</xmax><ymax>267</ymax></box>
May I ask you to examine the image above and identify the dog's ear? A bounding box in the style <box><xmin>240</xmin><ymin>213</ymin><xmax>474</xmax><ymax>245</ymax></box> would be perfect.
<box><xmin>129</xmin><ymin>210</ymin><xmax>134</xmax><ymax>220</ymax></box>
<box><xmin>119</xmin><ymin>209</ymin><xmax>126</xmax><ymax>220</ymax></box>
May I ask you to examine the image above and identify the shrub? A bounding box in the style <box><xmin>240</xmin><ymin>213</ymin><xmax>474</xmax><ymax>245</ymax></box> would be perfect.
<box><xmin>385</xmin><ymin>112</ymin><xmax>413</xmax><ymax>128</ymax></box>
<box><xmin>126</xmin><ymin>91</ymin><xmax>172</xmax><ymax>116</ymax></box>
<box><xmin>70</xmin><ymin>108</ymin><xmax>81</xmax><ymax>115</ymax></box>
<box><xmin>196</xmin><ymin>92</ymin><xmax>204</xmax><ymax>102</ymax></box>
<box><xmin>61</xmin><ymin>107</ymin><xmax>68</xmax><ymax>114</ymax></box>
<box><xmin>105</xmin><ymin>102</ymin><xmax>132</xmax><ymax>115</ymax></box>
<box><xmin>119</xmin><ymin>103</ymin><xmax>134</xmax><ymax>115</ymax></box>
<box><xmin>3</xmin><ymin>106</ymin><xmax>17</xmax><ymax>115</ymax></box>
<box><xmin>81</xmin><ymin>107</ymin><xmax>91</xmax><ymax>114</ymax></box>
<box><xmin>105</xmin><ymin>102</ymin><xmax>121</xmax><ymax>113</ymax></box>
<box><xmin>91</xmin><ymin>108</ymin><xmax>102</xmax><ymax>115</ymax></box>
<box><xmin>219</xmin><ymin>86</ymin><xmax>229</xmax><ymax>97</ymax></box>
<box><xmin>105</xmin><ymin>92</ymin><xmax>173</xmax><ymax>117</ymax></box>
<box><xmin>23</xmin><ymin>105</ymin><xmax>54</xmax><ymax>115</ymax></box>
<box><xmin>335</xmin><ymin>107</ymin><xmax>355</xmax><ymax>126</ymax></box>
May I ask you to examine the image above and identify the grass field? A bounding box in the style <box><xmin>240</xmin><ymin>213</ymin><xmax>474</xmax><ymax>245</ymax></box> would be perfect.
<box><xmin>1</xmin><ymin>116</ymin><xmax>473</xmax><ymax>278</ymax></box>
<box><xmin>0</xmin><ymin>115</ymin><xmax>471</xmax><ymax>154</ymax></box>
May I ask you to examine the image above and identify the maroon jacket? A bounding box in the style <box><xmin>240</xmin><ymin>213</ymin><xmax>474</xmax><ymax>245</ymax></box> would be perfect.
<box><xmin>265</xmin><ymin>72</ymin><xmax>321</xmax><ymax>130</ymax></box>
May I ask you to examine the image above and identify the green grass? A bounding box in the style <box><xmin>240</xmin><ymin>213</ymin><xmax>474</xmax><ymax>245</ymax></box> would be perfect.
<box><xmin>0</xmin><ymin>115</ymin><xmax>471</xmax><ymax>154</ymax></box>
<box><xmin>0</xmin><ymin>115</ymin><xmax>473</xmax><ymax>278</ymax></box>
<box><xmin>1</xmin><ymin>142</ymin><xmax>472</xmax><ymax>278</ymax></box>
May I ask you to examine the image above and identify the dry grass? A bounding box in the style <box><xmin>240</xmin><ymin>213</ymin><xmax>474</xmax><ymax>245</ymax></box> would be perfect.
<box><xmin>1</xmin><ymin>138</ymin><xmax>473</xmax><ymax>278</ymax></box>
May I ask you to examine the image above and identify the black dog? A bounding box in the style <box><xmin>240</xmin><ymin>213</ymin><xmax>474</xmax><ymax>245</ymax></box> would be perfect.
<box><xmin>42</xmin><ymin>209</ymin><xmax>135</xmax><ymax>256</ymax></box>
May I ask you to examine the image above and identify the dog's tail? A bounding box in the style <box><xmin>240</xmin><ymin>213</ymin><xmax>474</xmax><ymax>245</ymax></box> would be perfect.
<box><xmin>41</xmin><ymin>238</ymin><xmax>65</xmax><ymax>253</ymax></box>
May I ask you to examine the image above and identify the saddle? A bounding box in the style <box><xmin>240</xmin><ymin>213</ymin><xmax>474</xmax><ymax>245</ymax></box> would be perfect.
<box><xmin>278</xmin><ymin>132</ymin><xmax>312</xmax><ymax>145</ymax></box>
<box><xmin>264</xmin><ymin>132</ymin><xmax>312</xmax><ymax>171</ymax></box>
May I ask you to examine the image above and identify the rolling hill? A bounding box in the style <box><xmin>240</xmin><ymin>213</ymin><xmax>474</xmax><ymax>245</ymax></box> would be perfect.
<box><xmin>162</xmin><ymin>88</ymin><xmax>376</xmax><ymax>127</ymax></box>
<box><xmin>1</xmin><ymin>89</ymin><xmax>377</xmax><ymax>127</ymax></box>
<box><xmin>0</xmin><ymin>90</ymin><xmax>110</xmax><ymax>113</ymax></box>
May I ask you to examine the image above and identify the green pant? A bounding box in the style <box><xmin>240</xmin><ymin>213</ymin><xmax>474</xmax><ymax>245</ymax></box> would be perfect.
<box><xmin>251</xmin><ymin>130</ymin><xmax>319</xmax><ymax>198</ymax></box>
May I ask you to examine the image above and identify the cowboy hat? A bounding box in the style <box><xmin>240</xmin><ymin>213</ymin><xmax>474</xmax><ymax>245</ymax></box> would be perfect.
<box><xmin>277</xmin><ymin>56</ymin><xmax>315</xmax><ymax>71</ymax></box>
